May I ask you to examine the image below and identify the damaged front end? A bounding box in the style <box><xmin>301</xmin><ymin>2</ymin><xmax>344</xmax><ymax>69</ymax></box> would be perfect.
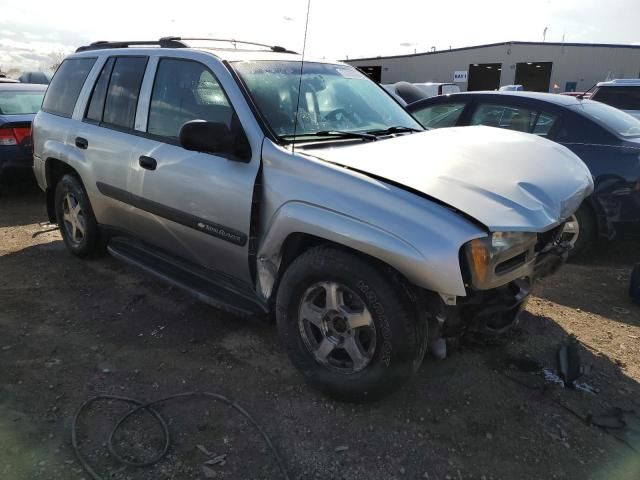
<box><xmin>426</xmin><ymin>224</ymin><xmax>569</xmax><ymax>358</ymax></box>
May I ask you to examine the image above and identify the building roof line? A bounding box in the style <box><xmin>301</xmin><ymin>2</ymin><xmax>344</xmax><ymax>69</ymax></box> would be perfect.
<box><xmin>345</xmin><ymin>40</ymin><xmax>640</xmax><ymax>62</ymax></box>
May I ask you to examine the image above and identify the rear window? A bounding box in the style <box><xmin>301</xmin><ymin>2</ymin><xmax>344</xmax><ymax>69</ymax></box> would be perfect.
<box><xmin>592</xmin><ymin>86</ymin><xmax>640</xmax><ymax>110</ymax></box>
<box><xmin>0</xmin><ymin>91</ymin><xmax>45</xmax><ymax>114</ymax></box>
<box><xmin>574</xmin><ymin>102</ymin><xmax>640</xmax><ymax>138</ymax></box>
<box><xmin>42</xmin><ymin>58</ymin><xmax>96</xmax><ymax>117</ymax></box>
<box><xmin>102</xmin><ymin>57</ymin><xmax>148</xmax><ymax>129</ymax></box>
<box><xmin>85</xmin><ymin>57</ymin><xmax>115</xmax><ymax>122</ymax></box>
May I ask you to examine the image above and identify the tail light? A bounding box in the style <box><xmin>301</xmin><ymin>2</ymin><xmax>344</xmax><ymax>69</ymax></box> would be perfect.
<box><xmin>0</xmin><ymin>126</ymin><xmax>32</xmax><ymax>146</ymax></box>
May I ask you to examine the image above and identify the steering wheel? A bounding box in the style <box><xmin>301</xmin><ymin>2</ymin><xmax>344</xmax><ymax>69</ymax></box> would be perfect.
<box><xmin>323</xmin><ymin>108</ymin><xmax>357</xmax><ymax>125</ymax></box>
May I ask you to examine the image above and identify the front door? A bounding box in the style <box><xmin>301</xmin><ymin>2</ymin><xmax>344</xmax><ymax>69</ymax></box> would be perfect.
<box><xmin>126</xmin><ymin>57</ymin><xmax>261</xmax><ymax>285</ymax></box>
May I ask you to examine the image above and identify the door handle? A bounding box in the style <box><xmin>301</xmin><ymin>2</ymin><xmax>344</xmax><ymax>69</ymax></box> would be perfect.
<box><xmin>75</xmin><ymin>137</ymin><xmax>88</xmax><ymax>149</ymax></box>
<box><xmin>139</xmin><ymin>155</ymin><xmax>157</xmax><ymax>171</ymax></box>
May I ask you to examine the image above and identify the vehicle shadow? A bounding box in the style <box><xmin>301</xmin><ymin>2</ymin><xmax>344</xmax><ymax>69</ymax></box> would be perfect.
<box><xmin>573</xmin><ymin>234</ymin><xmax>640</xmax><ymax>267</ymax></box>
<box><xmin>534</xmin><ymin>236</ymin><xmax>640</xmax><ymax>326</ymax></box>
<box><xmin>402</xmin><ymin>310</ymin><xmax>640</xmax><ymax>479</ymax></box>
<box><xmin>0</xmin><ymin>240</ymin><xmax>289</xmax><ymax>479</ymax></box>
<box><xmin>1</xmin><ymin>241</ymin><xmax>640</xmax><ymax>479</ymax></box>
<box><xmin>0</xmin><ymin>180</ymin><xmax>47</xmax><ymax>228</ymax></box>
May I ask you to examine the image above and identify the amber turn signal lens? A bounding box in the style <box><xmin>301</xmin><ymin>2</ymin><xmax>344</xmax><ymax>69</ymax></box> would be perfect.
<box><xmin>469</xmin><ymin>238</ymin><xmax>489</xmax><ymax>284</ymax></box>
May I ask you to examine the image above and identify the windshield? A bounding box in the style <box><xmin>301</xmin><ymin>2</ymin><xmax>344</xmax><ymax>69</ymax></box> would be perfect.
<box><xmin>232</xmin><ymin>61</ymin><xmax>422</xmax><ymax>139</ymax></box>
<box><xmin>573</xmin><ymin>101</ymin><xmax>640</xmax><ymax>138</ymax></box>
<box><xmin>0</xmin><ymin>91</ymin><xmax>45</xmax><ymax>115</ymax></box>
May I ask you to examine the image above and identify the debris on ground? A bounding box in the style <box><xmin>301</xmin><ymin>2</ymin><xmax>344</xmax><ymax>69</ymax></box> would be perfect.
<box><xmin>557</xmin><ymin>341</ymin><xmax>581</xmax><ymax>385</ymax></box>
<box><xmin>197</xmin><ymin>444</ymin><xmax>213</xmax><ymax>456</ymax></box>
<box><xmin>202</xmin><ymin>465</ymin><xmax>218</xmax><ymax>478</ymax></box>
<box><xmin>204</xmin><ymin>454</ymin><xmax>227</xmax><ymax>466</ymax></box>
<box><xmin>543</xmin><ymin>368</ymin><xmax>566</xmax><ymax>387</ymax></box>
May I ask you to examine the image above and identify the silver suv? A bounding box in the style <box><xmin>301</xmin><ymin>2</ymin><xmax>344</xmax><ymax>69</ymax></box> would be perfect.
<box><xmin>33</xmin><ymin>38</ymin><xmax>593</xmax><ymax>399</ymax></box>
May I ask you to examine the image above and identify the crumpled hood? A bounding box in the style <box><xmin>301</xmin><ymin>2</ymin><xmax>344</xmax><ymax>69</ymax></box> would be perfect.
<box><xmin>304</xmin><ymin>126</ymin><xmax>594</xmax><ymax>232</ymax></box>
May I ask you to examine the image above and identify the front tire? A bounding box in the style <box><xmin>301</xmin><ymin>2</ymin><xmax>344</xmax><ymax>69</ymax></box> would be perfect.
<box><xmin>55</xmin><ymin>174</ymin><xmax>104</xmax><ymax>258</ymax></box>
<box><xmin>562</xmin><ymin>204</ymin><xmax>596</xmax><ymax>259</ymax></box>
<box><xmin>276</xmin><ymin>247</ymin><xmax>425</xmax><ymax>401</ymax></box>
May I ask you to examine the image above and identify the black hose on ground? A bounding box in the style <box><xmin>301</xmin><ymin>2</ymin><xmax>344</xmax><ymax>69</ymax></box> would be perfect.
<box><xmin>71</xmin><ymin>392</ymin><xmax>290</xmax><ymax>480</ymax></box>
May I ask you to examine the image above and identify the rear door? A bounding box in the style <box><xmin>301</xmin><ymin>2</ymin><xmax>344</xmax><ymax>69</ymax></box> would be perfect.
<box><xmin>75</xmin><ymin>55</ymin><xmax>148</xmax><ymax>231</ymax></box>
<box><xmin>126</xmin><ymin>55</ymin><xmax>262</xmax><ymax>285</ymax></box>
<box><xmin>467</xmin><ymin>99</ymin><xmax>560</xmax><ymax>138</ymax></box>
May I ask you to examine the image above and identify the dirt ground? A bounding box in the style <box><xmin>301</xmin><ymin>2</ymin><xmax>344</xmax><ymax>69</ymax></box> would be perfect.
<box><xmin>1</xmin><ymin>182</ymin><xmax>640</xmax><ymax>480</ymax></box>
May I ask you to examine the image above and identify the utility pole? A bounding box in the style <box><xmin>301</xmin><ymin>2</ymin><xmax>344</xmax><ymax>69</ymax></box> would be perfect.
<box><xmin>543</xmin><ymin>27</ymin><xmax>548</xmax><ymax>42</ymax></box>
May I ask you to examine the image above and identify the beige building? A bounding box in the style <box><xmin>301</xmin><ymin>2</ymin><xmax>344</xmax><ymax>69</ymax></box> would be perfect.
<box><xmin>346</xmin><ymin>41</ymin><xmax>640</xmax><ymax>93</ymax></box>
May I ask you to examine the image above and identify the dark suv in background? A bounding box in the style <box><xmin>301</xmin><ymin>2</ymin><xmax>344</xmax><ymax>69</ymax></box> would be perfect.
<box><xmin>590</xmin><ymin>79</ymin><xmax>640</xmax><ymax>120</ymax></box>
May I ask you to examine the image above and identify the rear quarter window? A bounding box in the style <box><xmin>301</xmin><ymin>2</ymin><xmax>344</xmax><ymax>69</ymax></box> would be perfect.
<box><xmin>102</xmin><ymin>57</ymin><xmax>148</xmax><ymax>129</ymax></box>
<box><xmin>42</xmin><ymin>58</ymin><xmax>96</xmax><ymax>117</ymax></box>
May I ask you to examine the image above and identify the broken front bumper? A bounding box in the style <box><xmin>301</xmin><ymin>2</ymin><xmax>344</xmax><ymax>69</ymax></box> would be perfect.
<box><xmin>430</xmin><ymin>239</ymin><xmax>570</xmax><ymax>339</ymax></box>
<box><xmin>464</xmin><ymin>225</ymin><xmax>569</xmax><ymax>291</ymax></box>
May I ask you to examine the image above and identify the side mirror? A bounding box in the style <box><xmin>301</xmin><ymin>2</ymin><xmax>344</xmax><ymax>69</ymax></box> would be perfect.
<box><xmin>179</xmin><ymin>120</ymin><xmax>249</xmax><ymax>161</ymax></box>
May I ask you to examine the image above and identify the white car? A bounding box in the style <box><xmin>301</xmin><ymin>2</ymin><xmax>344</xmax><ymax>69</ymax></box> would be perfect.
<box><xmin>413</xmin><ymin>82</ymin><xmax>460</xmax><ymax>97</ymax></box>
<box><xmin>499</xmin><ymin>85</ymin><xmax>524</xmax><ymax>92</ymax></box>
<box><xmin>382</xmin><ymin>82</ymin><xmax>460</xmax><ymax>105</ymax></box>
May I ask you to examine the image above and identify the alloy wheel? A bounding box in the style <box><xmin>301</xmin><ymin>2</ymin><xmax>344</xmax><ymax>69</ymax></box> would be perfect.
<box><xmin>561</xmin><ymin>214</ymin><xmax>580</xmax><ymax>248</ymax></box>
<box><xmin>298</xmin><ymin>281</ymin><xmax>376</xmax><ymax>374</ymax></box>
<box><xmin>62</xmin><ymin>192</ymin><xmax>86</xmax><ymax>245</ymax></box>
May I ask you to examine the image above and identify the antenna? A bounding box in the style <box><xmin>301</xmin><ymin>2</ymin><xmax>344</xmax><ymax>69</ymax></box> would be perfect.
<box><xmin>291</xmin><ymin>0</ymin><xmax>311</xmax><ymax>155</ymax></box>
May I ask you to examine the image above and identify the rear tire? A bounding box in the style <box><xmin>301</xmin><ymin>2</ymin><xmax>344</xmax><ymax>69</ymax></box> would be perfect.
<box><xmin>276</xmin><ymin>246</ymin><xmax>425</xmax><ymax>401</ymax></box>
<box><xmin>54</xmin><ymin>174</ymin><xmax>105</xmax><ymax>258</ymax></box>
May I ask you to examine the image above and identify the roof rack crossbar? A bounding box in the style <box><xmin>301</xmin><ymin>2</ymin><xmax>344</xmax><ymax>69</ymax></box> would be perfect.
<box><xmin>75</xmin><ymin>38</ymin><xmax>187</xmax><ymax>52</ymax></box>
<box><xmin>75</xmin><ymin>37</ymin><xmax>297</xmax><ymax>54</ymax></box>
<box><xmin>162</xmin><ymin>37</ymin><xmax>294</xmax><ymax>53</ymax></box>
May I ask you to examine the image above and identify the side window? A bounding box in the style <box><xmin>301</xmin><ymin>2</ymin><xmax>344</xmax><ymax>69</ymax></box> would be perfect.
<box><xmin>85</xmin><ymin>57</ymin><xmax>115</xmax><ymax>122</ymax></box>
<box><xmin>555</xmin><ymin>115</ymin><xmax>609</xmax><ymax>144</ymax></box>
<box><xmin>411</xmin><ymin>102</ymin><xmax>466</xmax><ymax>129</ymax></box>
<box><xmin>532</xmin><ymin>112</ymin><xmax>557</xmax><ymax>137</ymax></box>
<box><xmin>42</xmin><ymin>57</ymin><xmax>96</xmax><ymax>117</ymax></box>
<box><xmin>471</xmin><ymin>103</ymin><xmax>557</xmax><ymax>135</ymax></box>
<box><xmin>102</xmin><ymin>57</ymin><xmax>148</xmax><ymax>129</ymax></box>
<box><xmin>147</xmin><ymin>58</ymin><xmax>233</xmax><ymax>139</ymax></box>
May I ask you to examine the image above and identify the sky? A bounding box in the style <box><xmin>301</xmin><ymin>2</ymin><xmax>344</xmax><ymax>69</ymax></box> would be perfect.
<box><xmin>1</xmin><ymin>0</ymin><xmax>639</xmax><ymax>73</ymax></box>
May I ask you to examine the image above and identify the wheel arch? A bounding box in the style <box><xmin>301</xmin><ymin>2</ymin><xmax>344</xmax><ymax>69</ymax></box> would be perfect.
<box><xmin>44</xmin><ymin>158</ymin><xmax>79</xmax><ymax>223</ymax></box>
<box><xmin>255</xmin><ymin>201</ymin><xmax>466</xmax><ymax>303</ymax></box>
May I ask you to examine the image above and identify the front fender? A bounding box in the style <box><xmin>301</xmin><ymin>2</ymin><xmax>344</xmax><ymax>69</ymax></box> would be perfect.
<box><xmin>256</xmin><ymin>201</ymin><xmax>467</xmax><ymax>301</ymax></box>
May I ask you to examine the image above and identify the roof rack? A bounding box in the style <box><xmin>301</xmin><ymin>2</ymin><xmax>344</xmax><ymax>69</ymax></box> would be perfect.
<box><xmin>75</xmin><ymin>37</ymin><xmax>296</xmax><ymax>54</ymax></box>
<box><xmin>162</xmin><ymin>37</ymin><xmax>297</xmax><ymax>54</ymax></box>
<box><xmin>75</xmin><ymin>38</ymin><xmax>187</xmax><ymax>52</ymax></box>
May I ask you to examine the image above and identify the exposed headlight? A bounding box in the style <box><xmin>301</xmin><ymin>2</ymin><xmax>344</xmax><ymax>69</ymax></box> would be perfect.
<box><xmin>464</xmin><ymin>232</ymin><xmax>537</xmax><ymax>289</ymax></box>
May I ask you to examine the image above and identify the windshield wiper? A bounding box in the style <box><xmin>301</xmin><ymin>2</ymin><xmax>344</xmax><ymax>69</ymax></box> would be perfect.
<box><xmin>366</xmin><ymin>125</ymin><xmax>422</xmax><ymax>135</ymax></box>
<box><xmin>314</xmin><ymin>130</ymin><xmax>378</xmax><ymax>141</ymax></box>
<box><xmin>282</xmin><ymin>131</ymin><xmax>377</xmax><ymax>141</ymax></box>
